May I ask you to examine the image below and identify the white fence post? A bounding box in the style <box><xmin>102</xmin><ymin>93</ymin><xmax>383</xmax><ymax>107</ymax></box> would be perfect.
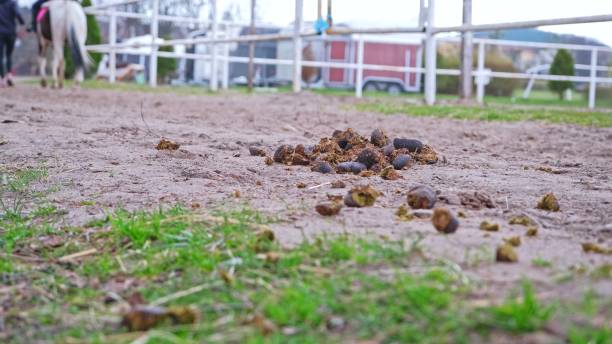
<box><xmin>109</xmin><ymin>12</ymin><xmax>117</xmax><ymax>83</ymax></box>
<box><xmin>293</xmin><ymin>0</ymin><xmax>304</xmax><ymax>93</ymax></box>
<box><xmin>149</xmin><ymin>0</ymin><xmax>159</xmax><ymax>87</ymax></box>
<box><xmin>355</xmin><ymin>35</ymin><xmax>365</xmax><ymax>98</ymax></box>
<box><xmin>210</xmin><ymin>0</ymin><xmax>218</xmax><ymax>91</ymax></box>
<box><xmin>588</xmin><ymin>48</ymin><xmax>598</xmax><ymax>110</ymax></box>
<box><xmin>476</xmin><ymin>41</ymin><xmax>485</xmax><ymax>104</ymax></box>
<box><xmin>424</xmin><ymin>0</ymin><xmax>437</xmax><ymax>105</ymax></box>
<box><xmin>221</xmin><ymin>25</ymin><xmax>230</xmax><ymax>90</ymax></box>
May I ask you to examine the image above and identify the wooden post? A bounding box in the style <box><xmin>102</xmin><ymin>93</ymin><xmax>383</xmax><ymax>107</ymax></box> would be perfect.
<box><xmin>293</xmin><ymin>0</ymin><xmax>303</xmax><ymax>93</ymax></box>
<box><xmin>459</xmin><ymin>0</ymin><xmax>473</xmax><ymax>100</ymax></box>
<box><xmin>210</xmin><ymin>0</ymin><xmax>218</xmax><ymax>91</ymax></box>
<box><xmin>476</xmin><ymin>41</ymin><xmax>485</xmax><ymax>103</ymax></box>
<box><xmin>248</xmin><ymin>0</ymin><xmax>256</xmax><ymax>92</ymax></box>
<box><xmin>424</xmin><ymin>0</ymin><xmax>436</xmax><ymax>105</ymax></box>
<box><xmin>109</xmin><ymin>12</ymin><xmax>117</xmax><ymax>83</ymax></box>
<box><xmin>148</xmin><ymin>0</ymin><xmax>159</xmax><ymax>87</ymax></box>
<box><xmin>588</xmin><ymin>48</ymin><xmax>598</xmax><ymax>109</ymax></box>
<box><xmin>355</xmin><ymin>35</ymin><xmax>365</xmax><ymax>98</ymax></box>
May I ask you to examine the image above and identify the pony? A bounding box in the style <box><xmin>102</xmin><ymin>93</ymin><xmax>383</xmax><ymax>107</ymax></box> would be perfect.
<box><xmin>36</xmin><ymin>0</ymin><xmax>89</xmax><ymax>88</ymax></box>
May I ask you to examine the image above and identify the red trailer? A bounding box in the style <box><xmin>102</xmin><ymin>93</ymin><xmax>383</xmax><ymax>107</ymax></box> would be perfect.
<box><xmin>324</xmin><ymin>36</ymin><xmax>422</xmax><ymax>94</ymax></box>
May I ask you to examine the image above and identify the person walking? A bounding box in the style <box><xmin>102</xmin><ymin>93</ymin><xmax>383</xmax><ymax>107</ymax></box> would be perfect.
<box><xmin>0</xmin><ymin>0</ymin><xmax>25</xmax><ymax>87</ymax></box>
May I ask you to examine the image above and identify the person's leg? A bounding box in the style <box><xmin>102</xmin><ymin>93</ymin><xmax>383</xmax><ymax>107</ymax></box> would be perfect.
<box><xmin>5</xmin><ymin>36</ymin><xmax>16</xmax><ymax>86</ymax></box>
<box><xmin>0</xmin><ymin>35</ymin><xmax>6</xmax><ymax>80</ymax></box>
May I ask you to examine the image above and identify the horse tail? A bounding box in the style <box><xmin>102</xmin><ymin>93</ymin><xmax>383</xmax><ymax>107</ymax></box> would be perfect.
<box><xmin>68</xmin><ymin>27</ymin><xmax>86</xmax><ymax>71</ymax></box>
<box><xmin>66</xmin><ymin>3</ymin><xmax>91</xmax><ymax>72</ymax></box>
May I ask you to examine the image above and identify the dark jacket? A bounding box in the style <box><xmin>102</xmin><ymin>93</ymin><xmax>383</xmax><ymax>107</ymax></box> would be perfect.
<box><xmin>0</xmin><ymin>0</ymin><xmax>24</xmax><ymax>36</ymax></box>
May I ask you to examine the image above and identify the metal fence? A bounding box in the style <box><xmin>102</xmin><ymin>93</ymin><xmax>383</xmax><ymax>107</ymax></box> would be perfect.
<box><xmin>84</xmin><ymin>0</ymin><xmax>612</xmax><ymax>109</ymax></box>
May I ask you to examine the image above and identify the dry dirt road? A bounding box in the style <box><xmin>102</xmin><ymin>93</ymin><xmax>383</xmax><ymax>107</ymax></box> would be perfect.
<box><xmin>1</xmin><ymin>85</ymin><xmax>611</xmax><ymax>301</ymax></box>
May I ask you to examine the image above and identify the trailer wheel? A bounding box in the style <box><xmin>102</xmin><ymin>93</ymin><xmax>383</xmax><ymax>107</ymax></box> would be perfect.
<box><xmin>386</xmin><ymin>83</ymin><xmax>403</xmax><ymax>95</ymax></box>
<box><xmin>363</xmin><ymin>81</ymin><xmax>379</xmax><ymax>93</ymax></box>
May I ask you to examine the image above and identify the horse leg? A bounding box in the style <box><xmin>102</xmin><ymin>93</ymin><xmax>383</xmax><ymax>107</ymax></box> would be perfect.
<box><xmin>74</xmin><ymin>67</ymin><xmax>84</xmax><ymax>87</ymax></box>
<box><xmin>38</xmin><ymin>42</ymin><xmax>47</xmax><ymax>88</ymax></box>
<box><xmin>51</xmin><ymin>41</ymin><xmax>63</xmax><ymax>89</ymax></box>
<box><xmin>58</xmin><ymin>57</ymin><xmax>65</xmax><ymax>89</ymax></box>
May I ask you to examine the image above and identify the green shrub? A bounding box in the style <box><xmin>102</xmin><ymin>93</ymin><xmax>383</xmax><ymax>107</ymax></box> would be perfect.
<box><xmin>486</xmin><ymin>53</ymin><xmax>521</xmax><ymax>97</ymax></box>
<box><xmin>435</xmin><ymin>49</ymin><xmax>520</xmax><ymax>97</ymax></box>
<box><xmin>64</xmin><ymin>0</ymin><xmax>102</xmax><ymax>78</ymax></box>
<box><xmin>548</xmin><ymin>49</ymin><xmax>575</xmax><ymax>99</ymax></box>
<box><xmin>157</xmin><ymin>43</ymin><xmax>177</xmax><ymax>84</ymax></box>
<box><xmin>436</xmin><ymin>52</ymin><xmax>459</xmax><ymax>95</ymax></box>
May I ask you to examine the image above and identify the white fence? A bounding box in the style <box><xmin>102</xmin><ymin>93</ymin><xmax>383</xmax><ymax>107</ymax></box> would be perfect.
<box><xmin>84</xmin><ymin>0</ymin><xmax>612</xmax><ymax>109</ymax></box>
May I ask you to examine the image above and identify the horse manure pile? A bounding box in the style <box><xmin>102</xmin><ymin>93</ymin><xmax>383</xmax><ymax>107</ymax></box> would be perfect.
<box><xmin>251</xmin><ymin>128</ymin><xmax>439</xmax><ymax>178</ymax></box>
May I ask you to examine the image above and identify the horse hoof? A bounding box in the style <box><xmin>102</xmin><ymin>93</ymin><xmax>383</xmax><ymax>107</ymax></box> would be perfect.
<box><xmin>40</xmin><ymin>79</ymin><xmax>47</xmax><ymax>88</ymax></box>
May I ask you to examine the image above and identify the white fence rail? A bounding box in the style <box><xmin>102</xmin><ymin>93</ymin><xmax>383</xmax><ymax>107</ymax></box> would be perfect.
<box><xmin>84</xmin><ymin>0</ymin><xmax>612</xmax><ymax>109</ymax></box>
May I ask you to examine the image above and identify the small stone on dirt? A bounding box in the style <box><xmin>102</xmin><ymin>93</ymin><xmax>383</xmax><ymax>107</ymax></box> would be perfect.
<box><xmin>249</xmin><ymin>146</ymin><xmax>268</xmax><ymax>157</ymax></box>
<box><xmin>296</xmin><ymin>182</ymin><xmax>307</xmax><ymax>189</ymax></box>
<box><xmin>432</xmin><ymin>208</ymin><xmax>459</xmax><ymax>234</ymax></box>
<box><xmin>264</xmin><ymin>156</ymin><xmax>273</xmax><ymax>165</ymax></box>
<box><xmin>156</xmin><ymin>138</ymin><xmax>180</xmax><ymax>150</ymax></box>
<box><xmin>396</xmin><ymin>205</ymin><xmax>414</xmax><ymax>221</ymax></box>
<box><xmin>509</xmin><ymin>215</ymin><xmax>535</xmax><ymax>227</ymax></box>
<box><xmin>331</xmin><ymin>180</ymin><xmax>346</xmax><ymax>188</ymax></box>
<box><xmin>406</xmin><ymin>185</ymin><xmax>437</xmax><ymax>209</ymax></box>
<box><xmin>526</xmin><ymin>226</ymin><xmax>538</xmax><ymax>237</ymax></box>
<box><xmin>380</xmin><ymin>166</ymin><xmax>401</xmax><ymax>180</ymax></box>
<box><xmin>315</xmin><ymin>201</ymin><xmax>343</xmax><ymax>216</ymax></box>
<box><xmin>496</xmin><ymin>244</ymin><xmax>518</xmax><ymax>263</ymax></box>
<box><xmin>480</xmin><ymin>221</ymin><xmax>500</xmax><ymax>232</ymax></box>
<box><xmin>504</xmin><ymin>236</ymin><xmax>521</xmax><ymax>247</ymax></box>
<box><xmin>582</xmin><ymin>243</ymin><xmax>611</xmax><ymax>255</ymax></box>
<box><xmin>458</xmin><ymin>191</ymin><xmax>495</xmax><ymax>209</ymax></box>
<box><xmin>344</xmin><ymin>185</ymin><xmax>380</xmax><ymax>207</ymax></box>
<box><xmin>537</xmin><ymin>193</ymin><xmax>560</xmax><ymax>212</ymax></box>
<box><xmin>121</xmin><ymin>305</ymin><xmax>198</xmax><ymax>332</ymax></box>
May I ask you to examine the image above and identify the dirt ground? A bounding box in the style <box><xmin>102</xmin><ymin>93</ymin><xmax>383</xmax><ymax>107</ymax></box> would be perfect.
<box><xmin>1</xmin><ymin>85</ymin><xmax>611</xmax><ymax>301</ymax></box>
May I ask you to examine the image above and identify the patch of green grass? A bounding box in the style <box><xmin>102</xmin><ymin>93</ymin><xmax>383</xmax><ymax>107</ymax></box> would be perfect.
<box><xmin>1</xmin><ymin>206</ymin><xmax>609</xmax><ymax>343</ymax></box>
<box><xmin>0</xmin><ymin>167</ymin><xmax>48</xmax><ymax>218</ymax></box>
<box><xmin>531</xmin><ymin>258</ymin><xmax>553</xmax><ymax>268</ymax></box>
<box><xmin>355</xmin><ymin>102</ymin><xmax>612</xmax><ymax>127</ymax></box>
<box><xmin>481</xmin><ymin>282</ymin><xmax>555</xmax><ymax>333</ymax></box>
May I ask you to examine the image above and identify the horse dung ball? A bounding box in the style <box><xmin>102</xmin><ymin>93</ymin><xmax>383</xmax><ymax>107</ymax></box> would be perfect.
<box><xmin>273</xmin><ymin>145</ymin><xmax>294</xmax><ymax>163</ymax></box>
<box><xmin>336</xmin><ymin>161</ymin><xmax>367</xmax><ymax>174</ymax></box>
<box><xmin>393</xmin><ymin>138</ymin><xmax>423</xmax><ymax>152</ymax></box>
<box><xmin>370</xmin><ymin>128</ymin><xmax>388</xmax><ymax>147</ymax></box>
<box><xmin>496</xmin><ymin>244</ymin><xmax>518</xmax><ymax>263</ymax></box>
<box><xmin>432</xmin><ymin>208</ymin><xmax>459</xmax><ymax>234</ymax></box>
<box><xmin>356</xmin><ymin>148</ymin><xmax>384</xmax><ymax>169</ymax></box>
<box><xmin>536</xmin><ymin>193</ymin><xmax>560</xmax><ymax>212</ymax></box>
<box><xmin>392</xmin><ymin>154</ymin><xmax>412</xmax><ymax>170</ymax></box>
<box><xmin>248</xmin><ymin>146</ymin><xmax>267</xmax><ymax>157</ymax></box>
<box><xmin>344</xmin><ymin>185</ymin><xmax>380</xmax><ymax>207</ymax></box>
<box><xmin>406</xmin><ymin>185</ymin><xmax>437</xmax><ymax>209</ymax></box>
<box><xmin>315</xmin><ymin>201</ymin><xmax>343</xmax><ymax>216</ymax></box>
<box><xmin>311</xmin><ymin>161</ymin><xmax>334</xmax><ymax>174</ymax></box>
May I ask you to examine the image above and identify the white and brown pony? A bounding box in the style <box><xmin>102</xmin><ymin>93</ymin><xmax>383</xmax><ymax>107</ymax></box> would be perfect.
<box><xmin>36</xmin><ymin>0</ymin><xmax>90</xmax><ymax>88</ymax></box>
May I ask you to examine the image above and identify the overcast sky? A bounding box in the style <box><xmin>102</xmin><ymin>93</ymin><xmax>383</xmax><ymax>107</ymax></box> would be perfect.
<box><xmin>226</xmin><ymin>0</ymin><xmax>612</xmax><ymax>46</ymax></box>
<box><xmin>18</xmin><ymin>0</ymin><xmax>612</xmax><ymax>46</ymax></box>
